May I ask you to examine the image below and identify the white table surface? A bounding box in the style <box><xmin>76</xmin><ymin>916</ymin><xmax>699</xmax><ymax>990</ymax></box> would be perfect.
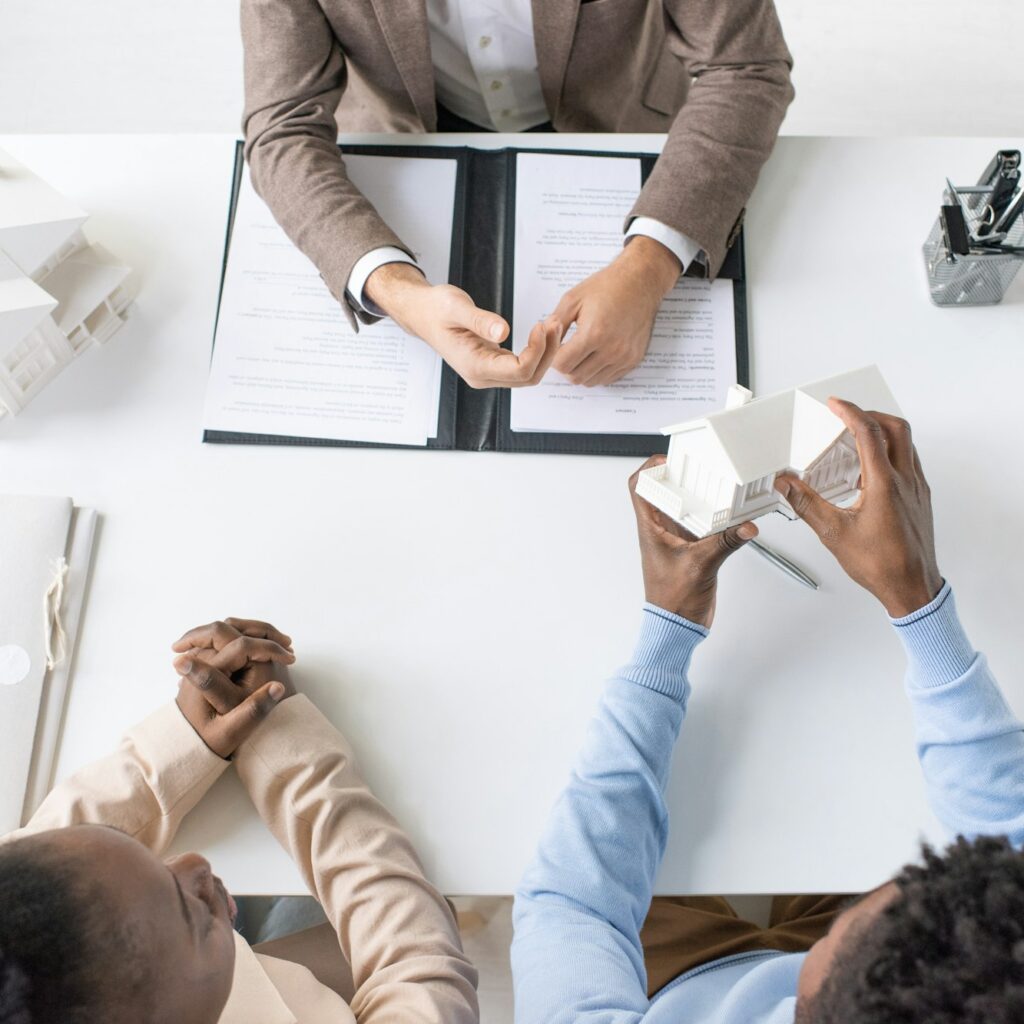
<box><xmin>2</xmin><ymin>133</ymin><xmax>1023</xmax><ymax>896</ymax></box>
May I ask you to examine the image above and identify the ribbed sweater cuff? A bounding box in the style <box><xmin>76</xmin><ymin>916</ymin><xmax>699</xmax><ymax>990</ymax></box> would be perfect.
<box><xmin>622</xmin><ymin>604</ymin><xmax>707</xmax><ymax>703</ymax></box>
<box><xmin>890</xmin><ymin>582</ymin><xmax>976</xmax><ymax>687</ymax></box>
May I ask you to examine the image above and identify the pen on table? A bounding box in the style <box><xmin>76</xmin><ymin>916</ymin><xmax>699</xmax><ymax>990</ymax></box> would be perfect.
<box><xmin>748</xmin><ymin>538</ymin><xmax>819</xmax><ymax>591</ymax></box>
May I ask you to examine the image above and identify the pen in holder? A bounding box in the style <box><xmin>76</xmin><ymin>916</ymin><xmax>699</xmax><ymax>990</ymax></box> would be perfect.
<box><xmin>923</xmin><ymin>151</ymin><xmax>1024</xmax><ymax>306</ymax></box>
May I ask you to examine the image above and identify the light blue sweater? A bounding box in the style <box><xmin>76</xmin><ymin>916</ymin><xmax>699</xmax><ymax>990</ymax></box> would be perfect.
<box><xmin>512</xmin><ymin>584</ymin><xmax>1024</xmax><ymax>1024</ymax></box>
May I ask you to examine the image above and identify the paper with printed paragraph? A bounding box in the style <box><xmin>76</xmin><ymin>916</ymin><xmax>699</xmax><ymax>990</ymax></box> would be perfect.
<box><xmin>510</xmin><ymin>152</ymin><xmax>737</xmax><ymax>434</ymax></box>
<box><xmin>204</xmin><ymin>156</ymin><xmax>455</xmax><ymax>446</ymax></box>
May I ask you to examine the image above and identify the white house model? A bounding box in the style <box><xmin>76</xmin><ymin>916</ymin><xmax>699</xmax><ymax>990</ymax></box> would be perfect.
<box><xmin>635</xmin><ymin>365</ymin><xmax>901</xmax><ymax>537</ymax></box>
<box><xmin>0</xmin><ymin>149</ymin><xmax>132</xmax><ymax>419</ymax></box>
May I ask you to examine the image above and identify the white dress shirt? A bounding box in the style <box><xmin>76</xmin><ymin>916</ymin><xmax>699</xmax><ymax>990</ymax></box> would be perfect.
<box><xmin>347</xmin><ymin>0</ymin><xmax>703</xmax><ymax>315</ymax></box>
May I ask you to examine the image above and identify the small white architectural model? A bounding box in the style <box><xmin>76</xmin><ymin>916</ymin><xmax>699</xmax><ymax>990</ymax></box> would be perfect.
<box><xmin>0</xmin><ymin>149</ymin><xmax>133</xmax><ymax>419</ymax></box>
<box><xmin>636</xmin><ymin>365</ymin><xmax>901</xmax><ymax>537</ymax></box>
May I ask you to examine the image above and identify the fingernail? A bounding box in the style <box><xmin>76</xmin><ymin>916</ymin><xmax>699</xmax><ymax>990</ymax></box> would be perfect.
<box><xmin>175</xmin><ymin>658</ymin><xmax>193</xmax><ymax>674</ymax></box>
<box><xmin>489</xmin><ymin>323</ymin><xmax>504</xmax><ymax>341</ymax></box>
<box><xmin>269</xmin><ymin>682</ymin><xmax>285</xmax><ymax>700</ymax></box>
<box><xmin>774</xmin><ymin>479</ymin><xmax>791</xmax><ymax>498</ymax></box>
<box><xmin>738</xmin><ymin>524</ymin><xmax>756</xmax><ymax>540</ymax></box>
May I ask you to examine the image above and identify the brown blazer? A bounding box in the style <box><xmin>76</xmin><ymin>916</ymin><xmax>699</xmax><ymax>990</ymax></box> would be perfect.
<box><xmin>241</xmin><ymin>0</ymin><xmax>794</xmax><ymax>326</ymax></box>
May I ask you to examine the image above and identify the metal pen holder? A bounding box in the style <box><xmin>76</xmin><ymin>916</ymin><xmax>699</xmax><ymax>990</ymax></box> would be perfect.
<box><xmin>923</xmin><ymin>183</ymin><xmax>1024</xmax><ymax>307</ymax></box>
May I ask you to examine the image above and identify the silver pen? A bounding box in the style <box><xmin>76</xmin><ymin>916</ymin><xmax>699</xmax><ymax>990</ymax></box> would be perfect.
<box><xmin>748</xmin><ymin>538</ymin><xmax>819</xmax><ymax>591</ymax></box>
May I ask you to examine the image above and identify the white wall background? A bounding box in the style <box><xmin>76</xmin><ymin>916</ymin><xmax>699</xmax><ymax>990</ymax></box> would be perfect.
<box><xmin>1</xmin><ymin>0</ymin><xmax>1022</xmax><ymax>136</ymax></box>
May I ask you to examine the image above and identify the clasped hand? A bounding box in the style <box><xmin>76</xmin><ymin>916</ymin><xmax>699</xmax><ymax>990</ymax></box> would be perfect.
<box><xmin>173</xmin><ymin>618</ymin><xmax>297</xmax><ymax>758</ymax></box>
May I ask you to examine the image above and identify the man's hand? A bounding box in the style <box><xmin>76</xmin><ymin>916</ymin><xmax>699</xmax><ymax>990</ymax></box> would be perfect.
<box><xmin>550</xmin><ymin>237</ymin><xmax>681</xmax><ymax>387</ymax></box>
<box><xmin>774</xmin><ymin>400</ymin><xmax>943</xmax><ymax>618</ymax></box>
<box><xmin>172</xmin><ymin>618</ymin><xmax>297</xmax><ymax>758</ymax></box>
<box><xmin>630</xmin><ymin>456</ymin><xmax>757</xmax><ymax>627</ymax></box>
<box><xmin>365</xmin><ymin>263</ymin><xmax>560</xmax><ymax>389</ymax></box>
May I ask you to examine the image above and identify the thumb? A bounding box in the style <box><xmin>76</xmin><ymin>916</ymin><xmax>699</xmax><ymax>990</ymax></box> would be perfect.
<box><xmin>693</xmin><ymin>521</ymin><xmax>758</xmax><ymax>575</ymax></box>
<box><xmin>775</xmin><ymin>475</ymin><xmax>841</xmax><ymax>541</ymax></box>
<box><xmin>450</xmin><ymin>297</ymin><xmax>508</xmax><ymax>343</ymax></box>
<box><xmin>551</xmin><ymin>290</ymin><xmax>582</xmax><ymax>333</ymax></box>
<box><xmin>216</xmin><ymin>680</ymin><xmax>287</xmax><ymax>753</ymax></box>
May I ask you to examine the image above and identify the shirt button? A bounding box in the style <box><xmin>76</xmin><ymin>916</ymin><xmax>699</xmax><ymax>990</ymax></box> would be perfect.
<box><xmin>479</xmin><ymin>35</ymin><xmax>492</xmax><ymax>48</ymax></box>
<box><xmin>490</xmin><ymin>80</ymin><xmax>503</xmax><ymax>91</ymax></box>
<box><xmin>501</xmin><ymin>109</ymin><xmax>511</xmax><ymax>117</ymax></box>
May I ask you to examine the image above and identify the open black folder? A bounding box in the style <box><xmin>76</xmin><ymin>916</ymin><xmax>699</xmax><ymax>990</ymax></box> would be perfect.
<box><xmin>205</xmin><ymin>141</ymin><xmax>748</xmax><ymax>457</ymax></box>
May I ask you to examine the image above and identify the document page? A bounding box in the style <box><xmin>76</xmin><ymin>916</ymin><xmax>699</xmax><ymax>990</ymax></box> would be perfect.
<box><xmin>204</xmin><ymin>155</ymin><xmax>456</xmax><ymax>446</ymax></box>
<box><xmin>510</xmin><ymin>153</ymin><xmax>737</xmax><ymax>435</ymax></box>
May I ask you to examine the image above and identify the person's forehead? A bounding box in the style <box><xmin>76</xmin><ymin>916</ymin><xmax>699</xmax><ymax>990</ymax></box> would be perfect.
<box><xmin>59</xmin><ymin>824</ymin><xmax>167</xmax><ymax>881</ymax></box>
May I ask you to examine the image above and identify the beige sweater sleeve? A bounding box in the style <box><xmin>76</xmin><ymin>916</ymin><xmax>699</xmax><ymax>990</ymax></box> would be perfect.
<box><xmin>233</xmin><ymin>695</ymin><xmax>479</xmax><ymax>1024</ymax></box>
<box><xmin>5</xmin><ymin>703</ymin><xmax>229</xmax><ymax>853</ymax></box>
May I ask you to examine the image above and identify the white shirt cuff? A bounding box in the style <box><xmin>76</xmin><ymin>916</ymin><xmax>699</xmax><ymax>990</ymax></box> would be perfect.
<box><xmin>346</xmin><ymin>246</ymin><xmax>420</xmax><ymax>317</ymax></box>
<box><xmin>624</xmin><ymin>217</ymin><xmax>704</xmax><ymax>276</ymax></box>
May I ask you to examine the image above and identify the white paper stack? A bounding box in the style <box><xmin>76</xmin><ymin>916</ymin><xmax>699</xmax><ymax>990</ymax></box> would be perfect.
<box><xmin>0</xmin><ymin>495</ymin><xmax>97</xmax><ymax>832</ymax></box>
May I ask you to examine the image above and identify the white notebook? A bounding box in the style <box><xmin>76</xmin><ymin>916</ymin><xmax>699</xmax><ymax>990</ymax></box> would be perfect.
<box><xmin>0</xmin><ymin>495</ymin><xmax>97</xmax><ymax>832</ymax></box>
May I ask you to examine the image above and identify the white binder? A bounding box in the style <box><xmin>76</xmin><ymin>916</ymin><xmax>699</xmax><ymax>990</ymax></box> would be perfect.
<box><xmin>0</xmin><ymin>495</ymin><xmax>97</xmax><ymax>832</ymax></box>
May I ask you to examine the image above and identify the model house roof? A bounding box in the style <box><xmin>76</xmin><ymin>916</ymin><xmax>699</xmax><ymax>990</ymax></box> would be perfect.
<box><xmin>44</xmin><ymin>251</ymin><xmax>131</xmax><ymax>334</ymax></box>
<box><xmin>0</xmin><ymin>251</ymin><xmax>57</xmax><ymax>352</ymax></box>
<box><xmin>661</xmin><ymin>366</ymin><xmax>901</xmax><ymax>485</ymax></box>
<box><xmin>0</xmin><ymin>149</ymin><xmax>87</xmax><ymax>277</ymax></box>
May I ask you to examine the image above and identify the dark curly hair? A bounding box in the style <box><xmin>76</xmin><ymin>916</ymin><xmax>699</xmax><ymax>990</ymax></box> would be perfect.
<box><xmin>0</xmin><ymin>833</ymin><xmax>151</xmax><ymax>1024</ymax></box>
<box><xmin>804</xmin><ymin>835</ymin><xmax>1024</xmax><ymax>1023</ymax></box>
